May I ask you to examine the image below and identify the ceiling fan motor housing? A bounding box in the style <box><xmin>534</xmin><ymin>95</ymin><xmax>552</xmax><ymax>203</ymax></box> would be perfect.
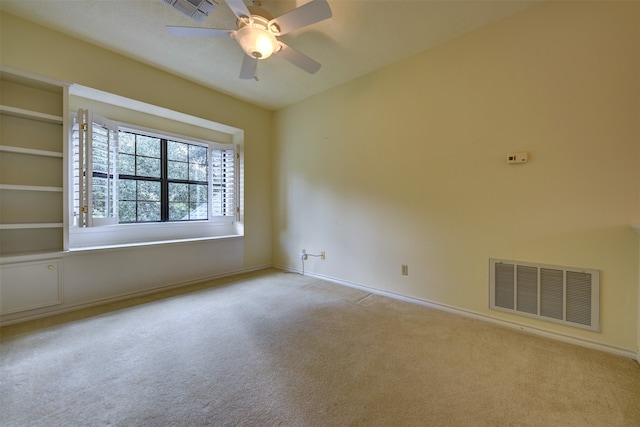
<box><xmin>235</xmin><ymin>10</ymin><xmax>280</xmax><ymax>59</ymax></box>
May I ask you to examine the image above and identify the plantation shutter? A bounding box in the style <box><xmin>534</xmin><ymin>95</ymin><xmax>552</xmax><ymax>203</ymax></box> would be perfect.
<box><xmin>77</xmin><ymin>109</ymin><xmax>119</xmax><ymax>227</ymax></box>
<box><xmin>211</xmin><ymin>148</ymin><xmax>237</xmax><ymax>218</ymax></box>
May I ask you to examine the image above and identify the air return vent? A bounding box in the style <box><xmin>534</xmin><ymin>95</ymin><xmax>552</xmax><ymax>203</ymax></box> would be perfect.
<box><xmin>489</xmin><ymin>259</ymin><xmax>600</xmax><ymax>331</ymax></box>
<box><xmin>163</xmin><ymin>0</ymin><xmax>217</xmax><ymax>22</ymax></box>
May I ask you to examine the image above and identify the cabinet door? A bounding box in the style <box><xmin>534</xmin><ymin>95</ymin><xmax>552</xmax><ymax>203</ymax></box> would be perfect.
<box><xmin>0</xmin><ymin>259</ymin><xmax>62</xmax><ymax>314</ymax></box>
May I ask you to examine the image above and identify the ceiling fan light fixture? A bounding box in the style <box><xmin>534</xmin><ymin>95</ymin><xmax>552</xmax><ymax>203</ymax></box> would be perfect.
<box><xmin>235</xmin><ymin>24</ymin><xmax>278</xmax><ymax>59</ymax></box>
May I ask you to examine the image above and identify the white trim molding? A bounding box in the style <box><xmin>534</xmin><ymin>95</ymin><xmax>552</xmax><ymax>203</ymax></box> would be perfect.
<box><xmin>633</xmin><ymin>224</ymin><xmax>640</xmax><ymax>364</ymax></box>
<box><xmin>0</xmin><ymin>264</ymin><xmax>270</xmax><ymax>327</ymax></box>
<box><xmin>277</xmin><ymin>265</ymin><xmax>637</xmax><ymax>361</ymax></box>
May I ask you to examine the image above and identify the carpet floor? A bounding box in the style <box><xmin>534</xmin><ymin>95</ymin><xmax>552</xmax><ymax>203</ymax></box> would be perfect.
<box><xmin>1</xmin><ymin>268</ymin><xmax>639</xmax><ymax>426</ymax></box>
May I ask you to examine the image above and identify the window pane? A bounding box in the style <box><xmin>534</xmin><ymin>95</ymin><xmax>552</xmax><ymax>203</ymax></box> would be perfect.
<box><xmin>190</xmin><ymin>203</ymin><xmax>207</xmax><ymax>220</ymax></box>
<box><xmin>119</xmin><ymin>153</ymin><xmax>135</xmax><ymax>175</ymax></box>
<box><xmin>189</xmin><ymin>163</ymin><xmax>207</xmax><ymax>181</ymax></box>
<box><xmin>93</xmin><ymin>200</ymin><xmax>106</xmax><ymax>218</ymax></box>
<box><xmin>168</xmin><ymin>202</ymin><xmax>207</xmax><ymax>221</ymax></box>
<box><xmin>167</xmin><ymin>141</ymin><xmax>188</xmax><ymax>161</ymax></box>
<box><xmin>119</xmin><ymin>179</ymin><xmax>136</xmax><ymax>200</ymax></box>
<box><xmin>169</xmin><ymin>202</ymin><xmax>189</xmax><ymax>221</ymax></box>
<box><xmin>138</xmin><ymin>201</ymin><xmax>161</xmax><ymax>221</ymax></box>
<box><xmin>169</xmin><ymin>182</ymin><xmax>189</xmax><ymax>202</ymax></box>
<box><xmin>119</xmin><ymin>132</ymin><xmax>135</xmax><ymax>154</ymax></box>
<box><xmin>137</xmin><ymin>135</ymin><xmax>160</xmax><ymax>158</ymax></box>
<box><xmin>189</xmin><ymin>145</ymin><xmax>207</xmax><ymax>164</ymax></box>
<box><xmin>138</xmin><ymin>180</ymin><xmax>161</xmax><ymax>202</ymax></box>
<box><xmin>168</xmin><ymin>161</ymin><xmax>188</xmax><ymax>180</ymax></box>
<box><xmin>137</xmin><ymin>157</ymin><xmax>161</xmax><ymax>178</ymax></box>
<box><xmin>119</xmin><ymin>201</ymin><xmax>136</xmax><ymax>222</ymax></box>
<box><xmin>190</xmin><ymin>183</ymin><xmax>208</xmax><ymax>204</ymax></box>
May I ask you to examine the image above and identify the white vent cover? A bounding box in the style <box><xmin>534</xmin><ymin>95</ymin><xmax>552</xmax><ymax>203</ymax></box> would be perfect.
<box><xmin>489</xmin><ymin>259</ymin><xmax>600</xmax><ymax>331</ymax></box>
<box><xmin>163</xmin><ymin>0</ymin><xmax>217</xmax><ymax>22</ymax></box>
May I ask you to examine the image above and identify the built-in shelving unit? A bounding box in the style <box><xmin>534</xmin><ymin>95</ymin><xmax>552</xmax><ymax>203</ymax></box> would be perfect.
<box><xmin>0</xmin><ymin>67</ymin><xmax>69</xmax><ymax>259</ymax></box>
<box><xmin>0</xmin><ymin>67</ymin><xmax>69</xmax><ymax>316</ymax></box>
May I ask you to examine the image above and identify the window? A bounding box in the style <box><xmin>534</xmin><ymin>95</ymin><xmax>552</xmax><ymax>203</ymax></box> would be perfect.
<box><xmin>72</xmin><ymin>109</ymin><xmax>237</xmax><ymax>229</ymax></box>
<box><xmin>117</xmin><ymin>130</ymin><xmax>210</xmax><ymax>223</ymax></box>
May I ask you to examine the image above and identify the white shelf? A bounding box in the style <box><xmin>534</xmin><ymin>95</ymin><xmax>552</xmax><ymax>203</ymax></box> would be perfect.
<box><xmin>0</xmin><ymin>184</ymin><xmax>63</xmax><ymax>192</ymax></box>
<box><xmin>0</xmin><ymin>251</ymin><xmax>66</xmax><ymax>265</ymax></box>
<box><xmin>0</xmin><ymin>223</ymin><xmax>63</xmax><ymax>230</ymax></box>
<box><xmin>0</xmin><ymin>105</ymin><xmax>63</xmax><ymax>124</ymax></box>
<box><xmin>0</xmin><ymin>145</ymin><xmax>63</xmax><ymax>158</ymax></box>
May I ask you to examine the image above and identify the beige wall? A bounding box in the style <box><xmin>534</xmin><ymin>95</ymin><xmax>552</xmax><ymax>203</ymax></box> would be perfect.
<box><xmin>1</xmin><ymin>12</ymin><xmax>273</xmax><ymax>269</ymax></box>
<box><xmin>273</xmin><ymin>1</ymin><xmax>639</xmax><ymax>351</ymax></box>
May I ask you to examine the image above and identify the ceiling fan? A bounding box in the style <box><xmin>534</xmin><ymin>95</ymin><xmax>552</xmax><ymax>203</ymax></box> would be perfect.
<box><xmin>166</xmin><ymin>0</ymin><xmax>332</xmax><ymax>80</ymax></box>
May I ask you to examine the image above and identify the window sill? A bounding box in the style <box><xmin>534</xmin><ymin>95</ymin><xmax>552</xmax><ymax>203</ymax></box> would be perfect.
<box><xmin>69</xmin><ymin>220</ymin><xmax>241</xmax><ymax>251</ymax></box>
<box><xmin>67</xmin><ymin>233</ymin><xmax>243</xmax><ymax>254</ymax></box>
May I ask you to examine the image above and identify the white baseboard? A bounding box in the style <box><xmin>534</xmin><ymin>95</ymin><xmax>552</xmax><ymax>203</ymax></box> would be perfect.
<box><xmin>5</xmin><ymin>262</ymin><xmax>638</xmax><ymax>364</ymax></box>
<box><xmin>0</xmin><ymin>264</ymin><xmax>272</xmax><ymax>326</ymax></box>
<box><xmin>276</xmin><ymin>265</ymin><xmax>638</xmax><ymax>361</ymax></box>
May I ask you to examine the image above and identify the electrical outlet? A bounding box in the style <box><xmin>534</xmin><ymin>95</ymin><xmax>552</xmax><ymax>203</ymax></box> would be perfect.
<box><xmin>301</xmin><ymin>249</ymin><xmax>308</xmax><ymax>260</ymax></box>
<box><xmin>320</xmin><ymin>251</ymin><xmax>325</xmax><ymax>260</ymax></box>
<box><xmin>401</xmin><ymin>265</ymin><xmax>409</xmax><ymax>276</ymax></box>
<box><xmin>507</xmin><ymin>152</ymin><xmax>528</xmax><ymax>164</ymax></box>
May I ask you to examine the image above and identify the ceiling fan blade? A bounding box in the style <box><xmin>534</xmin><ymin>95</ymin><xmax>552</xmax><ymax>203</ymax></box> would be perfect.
<box><xmin>276</xmin><ymin>42</ymin><xmax>321</xmax><ymax>74</ymax></box>
<box><xmin>225</xmin><ymin>0</ymin><xmax>251</xmax><ymax>20</ymax></box>
<box><xmin>166</xmin><ymin>26</ymin><xmax>234</xmax><ymax>38</ymax></box>
<box><xmin>239</xmin><ymin>54</ymin><xmax>258</xmax><ymax>80</ymax></box>
<box><xmin>269</xmin><ymin>0</ymin><xmax>332</xmax><ymax>35</ymax></box>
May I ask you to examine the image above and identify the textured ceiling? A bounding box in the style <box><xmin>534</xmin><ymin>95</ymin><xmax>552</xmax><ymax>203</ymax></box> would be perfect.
<box><xmin>0</xmin><ymin>0</ymin><xmax>541</xmax><ymax>110</ymax></box>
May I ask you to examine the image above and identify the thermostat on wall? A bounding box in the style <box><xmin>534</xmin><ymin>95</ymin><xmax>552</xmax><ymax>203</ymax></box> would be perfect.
<box><xmin>507</xmin><ymin>152</ymin><xmax>528</xmax><ymax>164</ymax></box>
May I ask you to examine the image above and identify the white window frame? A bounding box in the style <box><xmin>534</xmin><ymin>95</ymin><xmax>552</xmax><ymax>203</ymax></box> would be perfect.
<box><xmin>67</xmin><ymin>86</ymin><xmax>243</xmax><ymax>250</ymax></box>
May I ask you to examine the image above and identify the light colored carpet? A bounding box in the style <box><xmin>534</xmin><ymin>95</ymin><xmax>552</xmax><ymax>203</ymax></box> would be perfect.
<box><xmin>1</xmin><ymin>268</ymin><xmax>639</xmax><ymax>426</ymax></box>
